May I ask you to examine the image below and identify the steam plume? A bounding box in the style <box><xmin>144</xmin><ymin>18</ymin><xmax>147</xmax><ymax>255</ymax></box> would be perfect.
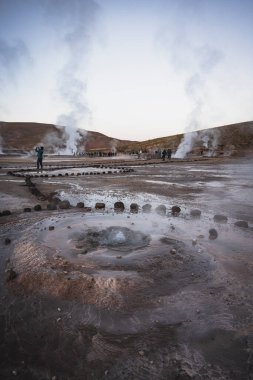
<box><xmin>175</xmin><ymin>45</ymin><xmax>223</xmax><ymax>158</ymax></box>
<box><xmin>45</xmin><ymin>0</ymin><xmax>99</xmax><ymax>154</ymax></box>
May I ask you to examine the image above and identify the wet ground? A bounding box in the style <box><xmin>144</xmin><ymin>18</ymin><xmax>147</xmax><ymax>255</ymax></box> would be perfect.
<box><xmin>0</xmin><ymin>155</ymin><xmax>253</xmax><ymax>379</ymax></box>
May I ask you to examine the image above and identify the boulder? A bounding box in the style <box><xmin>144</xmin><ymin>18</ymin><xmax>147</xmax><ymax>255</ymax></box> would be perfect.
<box><xmin>190</xmin><ymin>209</ymin><xmax>201</xmax><ymax>217</ymax></box>
<box><xmin>130</xmin><ymin>203</ymin><xmax>139</xmax><ymax>213</ymax></box>
<box><xmin>234</xmin><ymin>220</ymin><xmax>248</xmax><ymax>228</ymax></box>
<box><xmin>95</xmin><ymin>202</ymin><xmax>106</xmax><ymax>210</ymax></box>
<box><xmin>59</xmin><ymin>200</ymin><xmax>71</xmax><ymax>209</ymax></box>
<box><xmin>76</xmin><ymin>202</ymin><xmax>84</xmax><ymax>208</ymax></box>
<box><xmin>155</xmin><ymin>205</ymin><xmax>166</xmax><ymax>216</ymax></box>
<box><xmin>114</xmin><ymin>201</ymin><xmax>125</xmax><ymax>212</ymax></box>
<box><xmin>142</xmin><ymin>204</ymin><xmax>152</xmax><ymax>213</ymax></box>
<box><xmin>213</xmin><ymin>214</ymin><xmax>228</xmax><ymax>223</ymax></box>
<box><xmin>5</xmin><ymin>268</ymin><xmax>17</xmax><ymax>282</ymax></box>
<box><xmin>1</xmin><ymin>210</ymin><xmax>11</xmax><ymax>216</ymax></box>
<box><xmin>209</xmin><ymin>228</ymin><xmax>218</xmax><ymax>240</ymax></box>
<box><xmin>171</xmin><ymin>205</ymin><xmax>181</xmax><ymax>216</ymax></box>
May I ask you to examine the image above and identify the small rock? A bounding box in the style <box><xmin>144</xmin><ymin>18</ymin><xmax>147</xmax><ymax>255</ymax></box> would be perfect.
<box><xmin>12</xmin><ymin>370</ymin><xmax>17</xmax><ymax>376</ymax></box>
<box><xmin>190</xmin><ymin>209</ymin><xmax>201</xmax><ymax>217</ymax></box>
<box><xmin>116</xmin><ymin>255</ymin><xmax>122</xmax><ymax>259</ymax></box>
<box><xmin>209</xmin><ymin>228</ymin><xmax>218</xmax><ymax>240</ymax></box>
<box><xmin>34</xmin><ymin>204</ymin><xmax>42</xmax><ymax>211</ymax></box>
<box><xmin>59</xmin><ymin>200</ymin><xmax>71</xmax><ymax>209</ymax></box>
<box><xmin>49</xmin><ymin>226</ymin><xmax>55</xmax><ymax>231</ymax></box>
<box><xmin>155</xmin><ymin>205</ymin><xmax>166</xmax><ymax>216</ymax></box>
<box><xmin>4</xmin><ymin>238</ymin><xmax>11</xmax><ymax>245</ymax></box>
<box><xmin>142</xmin><ymin>204</ymin><xmax>152</xmax><ymax>213</ymax></box>
<box><xmin>130</xmin><ymin>203</ymin><xmax>139</xmax><ymax>213</ymax></box>
<box><xmin>76</xmin><ymin>202</ymin><xmax>84</xmax><ymax>208</ymax></box>
<box><xmin>5</xmin><ymin>268</ymin><xmax>17</xmax><ymax>282</ymax></box>
<box><xmin>95</xmin><ymin>202</ymin><xmax>105</xmax><ymax>210</ymax></box>
<box><xmin>192</xmin><ymin>239</ymin><xmax>197</xmax><ymax>246</ymax></box>
<box><xmin>52</xmin><ymin>376</ymin><xmax>57</xmax><ymax>380</ymax></box>
<box><xmin>213</xmin><ymin>214</ymin><xmax>228</xmax><ymax>223</ymax></box>
<box><xmin>57</xmin><ymin>307</ymin><xmax>61</xmax><ymax>312</ymax></box>
<box><xmin>138</xmin><ymin>350</ymin><xmax>145</xmax><ymax>356</ymax></box>
<box><xmin>170</xmin><ymin>248</ymin><xmax>176</xmax><ymax>254</ymax></box>
<box><xmin>1</xmin><ymin>210</ymin><xmax>11</xmax><ymax>216</ymax></box>
<box><xmin>234</xmin><ymin>220</ymin><xmax>248</xmax><ymax>228</ymax></box>
<box><xmin>24</xmin><ymin>207</ymin><xmax>32</xmax><ymax>213</ymax></box>
<box><xmin>83</xmin><ymin>207</ymin><xmax>92</xmax><ymax>212</ymax></box>
<box><xmin>171</xmin><ymin>205</ymin><xmax>181</xmax><ymax>216</ymax></box>
<box><xmin>114</xmin><ymin>201</ymin><xmax>125</xmax><ymax>212</ymax></box>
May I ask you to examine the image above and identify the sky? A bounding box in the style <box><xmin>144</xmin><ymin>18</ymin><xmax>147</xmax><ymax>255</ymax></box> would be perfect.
<box><xmin>0</xmin><ymin>0</ymin><xmax>253</xmax><ymax>141</ymax></box>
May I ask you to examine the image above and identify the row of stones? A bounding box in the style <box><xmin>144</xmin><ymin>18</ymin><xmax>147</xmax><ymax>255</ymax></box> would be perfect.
<box><xmin>7</xmin><ymin>167</ymin><xmax>134</xmax><ymax>178</ymax></box>
<box><xmin>0</xmin><ymin>200</ymin><xmax>249</xmax><ymax>229</ymax></box>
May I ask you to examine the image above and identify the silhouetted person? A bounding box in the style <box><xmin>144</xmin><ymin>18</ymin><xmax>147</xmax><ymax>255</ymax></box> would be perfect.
<box><xmin>162</xmin><ymin>149</ymin><xmax>166</xmax><ymax>161</ymax></box>
<box><xmin>167</xmin><ymin>149</ymin><xmax>172</xmax><ymax>159</ymax></box>
<box><xmin>35</xmin><ymin>146</ymin><xmax>44</xmax><ymax>171</ymax></box>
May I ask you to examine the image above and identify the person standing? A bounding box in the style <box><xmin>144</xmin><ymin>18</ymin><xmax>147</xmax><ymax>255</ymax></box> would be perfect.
<box><xmin>35</xmin><ymin>146</ymin><xmax>44</xmax><ymax>171</ymax></box>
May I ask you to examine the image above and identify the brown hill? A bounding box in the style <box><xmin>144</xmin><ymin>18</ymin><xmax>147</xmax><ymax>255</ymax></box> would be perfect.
<box><xmin>0</xmin><ymin>122</ymin><xmax>136</xmax><ymax>154</ymax></box>
<box><xmin>0</xmin><ymin>120</ymin><xmax>253</xmax><ymax>156</ymax></box>
<box><xmin>120</xmin><ymin>121</ymin><xmax>253</xmax><ymax>156</ymax></box>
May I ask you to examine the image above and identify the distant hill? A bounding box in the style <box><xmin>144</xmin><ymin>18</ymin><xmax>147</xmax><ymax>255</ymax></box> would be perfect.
<box><xmin>0</xmin><ymin>122</ymin><xmax>137</xmax><ymax>154</ymax></box>
<box><xmin>0</xmin><ymin>120</ymin><xmax>253</xmax><ymax>156</ymax></box>
<box><xmin>120</xmin><ymin>121</ymin><xmax>253</xmax><ymax>157</ymax></box>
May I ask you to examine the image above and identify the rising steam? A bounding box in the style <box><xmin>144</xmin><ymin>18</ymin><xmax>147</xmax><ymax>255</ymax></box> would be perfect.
<box><xmin>174</xmin><ymin>44</ymin><xmax>223</xmax><ymax>158</ymax></box>
<box><xmin>45</xmin><ymin>0</ymin><xmax>99</xmax><ymax>154</ymax></box>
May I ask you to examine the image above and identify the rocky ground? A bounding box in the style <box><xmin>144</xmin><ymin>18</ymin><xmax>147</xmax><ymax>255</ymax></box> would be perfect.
<box><xmin>0</xmin><ymin>154</ymin><xmax>253</xmax><ymax>380</ymax></box>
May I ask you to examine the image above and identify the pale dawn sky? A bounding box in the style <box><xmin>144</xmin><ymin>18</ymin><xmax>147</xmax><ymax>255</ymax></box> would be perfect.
<box><xmin>0</xmin><ymin>0</ymin><xmax>253</xmax><ymax>140</ymax></box>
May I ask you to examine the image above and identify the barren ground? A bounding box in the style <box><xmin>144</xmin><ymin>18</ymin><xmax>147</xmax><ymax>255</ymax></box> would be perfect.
<box><xmin>0</xmin><ymin>155</ymin><xmax>253</xmax><ymax>380</ymax></box>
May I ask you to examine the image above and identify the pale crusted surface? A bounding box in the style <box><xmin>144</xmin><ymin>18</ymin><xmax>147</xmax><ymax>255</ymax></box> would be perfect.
<box><xmin>0</xmin><ymin>156</ymin><xmax>253</xmax><ymax>379</ymax></box>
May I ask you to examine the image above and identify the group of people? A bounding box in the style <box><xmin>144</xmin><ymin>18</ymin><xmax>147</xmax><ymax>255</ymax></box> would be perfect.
<box><xmin>34</xmin><ymin>146</ymin><xmax>173</xmax><ymax>169</ymax></box>
<box><xmin>161</xmin><ymin>148</ymin><xmax>172</xmax><ymax>160</ymax></box>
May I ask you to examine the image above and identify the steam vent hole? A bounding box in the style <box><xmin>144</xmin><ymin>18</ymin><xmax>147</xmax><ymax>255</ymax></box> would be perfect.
<box><xmin>69</xmin><ymin>226</ymin><xmax>151</xmax><ymax>253</ymax></box>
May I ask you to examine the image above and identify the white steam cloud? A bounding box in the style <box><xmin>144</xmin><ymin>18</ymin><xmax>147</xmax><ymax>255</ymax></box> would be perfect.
<box><xmin>159</xmin><ymin>17</ymin><xmax>224</xmax><ymax>158</ymax></box>
<box><xmin>174</xmin><ymin>45</ymin><xmax>223</xmax><ymax>158</ymax></box>
<box><xmin>45</xmin><ymin>0</ymin><xmax>99</xmax><ymax>154</ymax></box>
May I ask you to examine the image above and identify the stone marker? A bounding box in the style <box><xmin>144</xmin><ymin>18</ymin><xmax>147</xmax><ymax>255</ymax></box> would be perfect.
<box><xmin>213</xmin><ymin>214</ymin><xmax>228</xmax><ymax>223</ymax></box>
<box><xmin>130</xmin><ymin>203</ymin><xmax>139</xmax><ymax>213</ymax></box>
<box><xmin>209</xmin><ymin>228</ymin><xmax>218</xmax><ymax>240</ymax></box>
<box><xmin>142</xmin><ymin>204</ymin><xmax>152</xmax><ymax>213</ymax></box>
<box><xmin>190</xmin><ymin>209</ymin><xmax>201</xmax><ymax>217</ymax></box>
<box><xmin>114</xmin><ymin>201</ymin><xmax>125</xmax><ymax>212</ymax></box>
<box><xmin>155</xmin><ymin>205</ymin><xmax>166</xmax><ymax>216</ymax></box>
<box><xmin>171</xmin><ymin>205</ymin><xmax>181</xmax><ymax>216</ymax></box>
<box><xmin>234</xmin><ymin>220</ymin><xmax>248</xmax><ymax>228</ymax></box>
